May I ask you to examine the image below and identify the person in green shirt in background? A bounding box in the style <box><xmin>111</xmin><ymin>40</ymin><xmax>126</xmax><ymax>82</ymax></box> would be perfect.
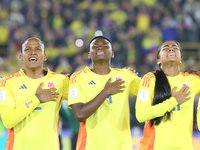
<box><xmin>59</xmin><ymin>104</ymin><xmax>79</xmax><ymax>150</ymax></box>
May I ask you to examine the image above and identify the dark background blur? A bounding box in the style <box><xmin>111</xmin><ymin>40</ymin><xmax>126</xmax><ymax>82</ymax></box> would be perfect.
<box><xmin>0</xmin><ymin>0</ymin><xmax>200</xmax><ymax>149</ymax></box>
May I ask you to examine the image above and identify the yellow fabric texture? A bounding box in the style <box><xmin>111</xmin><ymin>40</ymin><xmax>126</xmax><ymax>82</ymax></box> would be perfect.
<box><xmin>68</xmin><ymin>66</ymin><xmax>141</xmax><ymax>150</ymax></box>
<box><xmin>0</xmin><ymin>68</ymin><xmax>69</xmax><ymax>150</ymax></box>
<box><xmin>136</xmin><ymin>72</ymin><xmax>200</xmax><ymax>150</ymax></box>
<box><xmin>197</xmin><ymin>98</ymin><xmax>200</xmax><ymax>131</ymax></box>
<box><xmin>0</xmin><ymin>95</ymin><xmax>40</xmax><ymax>129</ymax></box>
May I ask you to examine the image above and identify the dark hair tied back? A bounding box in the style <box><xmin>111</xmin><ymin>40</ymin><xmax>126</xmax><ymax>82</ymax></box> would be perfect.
<box><xmin>151</xmin><ymin>69</ymin><xmax>172</xmax><ymax>126</ymax></box>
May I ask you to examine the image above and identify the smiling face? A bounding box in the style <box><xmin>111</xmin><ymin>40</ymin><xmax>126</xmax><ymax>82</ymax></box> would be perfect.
<box><xmin>157</xmin><ymin>41</ymin><xmax>182</xmax><ymax>66</ymax></box>
<box><xmin>19</xmin><ymin>38</ymin><xmax>47</xmax><ymax>70</ymax></box>
<box><xmin>88</xmin><ymin>37</ymin><xmax>114</xmax><ymax>63</ymax></box>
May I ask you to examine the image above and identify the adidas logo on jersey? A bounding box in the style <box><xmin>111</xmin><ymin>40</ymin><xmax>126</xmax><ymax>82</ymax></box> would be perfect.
<box><xmin>88</xmin><ymin>80</ymin><xmax>96</xmax><ymax>85</ymax></box>
<box><xmin>19</xmin><ymin>84</ymin><xmax>27</xmax><ymax>89</ymax></box>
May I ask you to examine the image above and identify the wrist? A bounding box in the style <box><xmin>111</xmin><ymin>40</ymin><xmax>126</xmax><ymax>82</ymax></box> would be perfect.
<box><xmin>102</xmin><ymin>89</ymin><xmax>109</xmax><ymax>97</ymax></box>
<box><xmin>35</xmin><ymin>94</ymin><xmax>41</xmax><ymax>102</ymax></box>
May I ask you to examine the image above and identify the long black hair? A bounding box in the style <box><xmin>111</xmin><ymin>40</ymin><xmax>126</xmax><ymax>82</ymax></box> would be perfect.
<box><xmin>151</xmin><ymin>41</ymin><xmax>182</xmax><ymax>126</ymax></box>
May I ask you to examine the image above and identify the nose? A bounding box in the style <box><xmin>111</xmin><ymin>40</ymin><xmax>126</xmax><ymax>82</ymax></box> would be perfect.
<box><xmin>30</xmin><ymin>49</ymin><xmax>36</xmax><ymax>54</ymax></box>
<box><xmin>95</xmin><ymin>46</ymin><xmax>103</xmax><ymax>50</ymax></box>
<box><xmin>97</xmin><ymin>46</ymin><xmax>103</xmax><ymax>50</ymax></box>
<box><xmin>169</xmin><ymin>47</ymin><xmax>174</xmax><ymax>51</ymax></box>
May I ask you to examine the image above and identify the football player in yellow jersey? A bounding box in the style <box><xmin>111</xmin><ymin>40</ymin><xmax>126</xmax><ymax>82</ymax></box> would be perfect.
<box><xmin>198</xmin><ymin>99</ymin><xmax>200</xmax><ymax>131</ymax></box>
<box><xmin>0</xmin><ymin>37</ymin><xmax>69</xmax><ymax>150</ymax></box>
<box><xmin>68</xmin><ymin>36</ymin><xmax>141</xmax><ymax>150</ymax></box>
<box><xmin>136</xmin><ymin>41</ymin><xmax>200</xmax><ymax>150</ymax></box>
<box><xmin>182</xmin><ymin>69</ymin><xmax>200</xmax><ymax>132</ymax></box>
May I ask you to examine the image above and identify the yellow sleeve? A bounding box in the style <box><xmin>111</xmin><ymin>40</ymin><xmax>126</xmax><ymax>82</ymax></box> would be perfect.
<box><xmin>126</xmin><ymin>69</ymin><xmax>141</xmax><ymax>96</ymax></box>
<box><xmin>191</xmin><ymin>74</ymin><xmax>200</xmax><ymax>95</ymax></box>
<box><xmin>135</xmin><ymin>73</ymin><xmax>178</xmax><ymax>123</ymax></box>
<box><xmin>62</xmin><ymin>76</ymin><xmax>69</xmax><ymax>100</ymax></box>
<box><xmin>68</xmin><ymin>73</ymin><xmax>86</xmax><ymax>108</ymax></box>
<box><xmin>0</xmin><ymin>95</ymin><xmax>40</xmax><ymax>129</ymax></box>
<box><xmin>197</xmin><ymin>98</ymin><xmax>200</xmax><ymax>131</ymax></box>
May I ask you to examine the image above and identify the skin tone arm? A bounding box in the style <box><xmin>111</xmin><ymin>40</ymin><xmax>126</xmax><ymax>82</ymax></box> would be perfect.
<box><xmin>0</xmin><ymin>82</ymin><xmax>59</xmax><ymax>129</ymax></box>
<box><xmin>35</xmin><ymin>82</ymin><xmax>59</xmax><ymax>102</ymax></box>
<box><xmin>71</xmin><ymin>78</ymin><xmax>125</xmax><ymax>122</ymax></box>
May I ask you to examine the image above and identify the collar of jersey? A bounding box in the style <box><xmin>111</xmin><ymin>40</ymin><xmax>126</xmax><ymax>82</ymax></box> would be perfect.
<box><xmin>19</xmin><ymin>67</ymin><xmax>51</xmax><ymax>79</ymax></box>
<box><xmin>166</xmin><ymin>73</ymin><xmax>181</xmax><ymax>80</ymax></box>
<box><xmin>85</xmin><ymin>66</ymin><xmax>113</xmax><ymax>77</ymax></box>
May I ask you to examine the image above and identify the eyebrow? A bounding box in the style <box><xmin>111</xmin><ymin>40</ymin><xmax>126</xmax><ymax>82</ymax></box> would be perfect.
<box><xmin>164</xmin><ymin>44</ymin><xmax>178</xmax><ymax>47</ymax></box>
<box><xmin>25</xmin><ymin>46</ymin><xmax>41</xmax><ymax>48</ymax></box>
<box><xmin>93</xmin><ymin>42</ymin><xmax>108</xmax><ymax>45</ymax></box>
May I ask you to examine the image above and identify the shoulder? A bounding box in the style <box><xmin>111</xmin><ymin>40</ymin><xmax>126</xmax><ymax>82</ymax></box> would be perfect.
<box><xmin>141</xmin><ymin>72</ymin><xmax>155</xmax><ymax>87</ymax></box>
<box><xmin>70</xmin><ymin>67</ymin><xmax>91</xmax><ymax>83</ymax></box>
<box><xmin>113</xmin><ymin>68</ymin><xmax>132</xmax><ymax>75</ymax></box>
<box><xmin>181</xmin><ymin>72</ymin><xmax>200</xmax><ymax>80</ymax></box>
<box><xmin>1</xmin><ymin>72</ymin><xmax>21</xmax><ymax>87</ymax></box>
<box><xmin>143</xmin><ymin>72</ymin><xmax>155</xmax><ymax>77</ymax></box>
<box><xmin>142</xmin><ymin>72</ymin><xmax>155</xmax><ymax>81</ymax></box>
<box><xmin>50</xmin><ymin>71</ymin><xmax>69</xmax><ymax>79</ymax></box>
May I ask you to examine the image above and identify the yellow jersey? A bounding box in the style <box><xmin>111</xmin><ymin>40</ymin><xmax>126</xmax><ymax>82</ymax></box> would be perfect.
<box><xmin>136</xmin><ymin>72</ymin><xmax>200</xmax><ymax>150</ymax></box>
<box><xmin>68</xmin><ymin>66</ymin><xmax>141</xmax><ymax>150</ymax></box>
<box><xmin>0</xmin><ymin>68</ymin><xmax>69</xmax><ymax>150</ymax></box>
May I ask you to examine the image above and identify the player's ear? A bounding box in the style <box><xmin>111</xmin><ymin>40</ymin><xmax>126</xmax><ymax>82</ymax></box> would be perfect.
<box><xmin>111</xmin><ymin>51</ymin><xmax>114</xmax><ymax>58</ymax></box>
<box><xmin>88</xmin><ymin>52</ymin><xmax>91</xmax><ymax>59</ymax></box>
<box><xmin>19</xmin><ymin>54</ymin><xmax>23</xmax><ymax>61</ymax></box>
<box><xmin>44</xmin><ymin>54</ymin><xmax>47</xmax><ymax>61</ymax></box>
<box><xmin>156</xmin><ymin>59</ymin><xmax>161</xmax><ymax>65</ymax></box>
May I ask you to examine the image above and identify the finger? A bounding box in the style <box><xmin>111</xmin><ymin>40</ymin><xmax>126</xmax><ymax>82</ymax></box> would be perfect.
<box><xmin>114</xmin><ymin>78</ymin><xmax>123</xmax><ymax>84</ymax></box>
<box><xmin>38</xmin><ymin>82</ymin><xmax>44</xmax><ymax>89</ymax></box>
<box><xmin>49</xmin><ymin>98</ymin><xmax>57</xmax><ymax>101</ymax></box>
<box><xmin>185</xmin><ymin>97</ymin><xmax>191</xmax><ymax>101</ymax></box>
<box><xmin>107</xmin><ymin>77</ymin><xmax>112</xmax><ymax>83</ymax></box>
<box><xmin>133</xmin><ymin>70</ymin><xmax>138</xmax><ymax>75</ymax></box>
<box><xmin>115</xmin><ymin>78</ymin><xmax>123</xmax><ymax>82</ymax></box>
<box><xmin>117</xmin><ymin>79</ymin><xmax>126</xmax><ymax>85</ymax></box>
<box><xmin>180</xmin><ymin>85</ymin><xmax>187</xmax><ymax>92</ymax></box>
<box><xmin>117</xmin><ymin>89</ymin><xmax>124</xmax><ymax>93</ymax></box>
<box><xmin>172</xmin><ymin>85</ymin><xmax>177</xmax><ymax>92</ymax></box>
<box><xmin>128</xmin><ymin>67</ymin><xmax>133</xmax><ymax>71</ymax></box>
<box><xmin>118</xmin><ymin>85</ymin><xmax>126</xmax><ymax>89</ymax></box>
<box><xmin>50</xmin><ymin>88</ymin><xmax>57</xmax><ymax>91</ymax></box>
<box><xmin>66</xmin><ymin>74</ymin><xmax>70</xmax><ymax>78</ymax></box>
<box><xmin>185</xmin><ymin>87</ymin><xmax>190</xmax><ymax>92</ymax></box>
<box><xmin>51</xmin><ymin>92</ymin><xmax>59</xmax><ymax>95</ymax></box>
<box><xmin>51</xmin><ymin>95</ymin><xmax>59</xmax><ymax>98</ymax></box>
<box><xmin>185</xmin><ymin>91</ymin><xmax>191</xmax><ymax>97</ymax></box>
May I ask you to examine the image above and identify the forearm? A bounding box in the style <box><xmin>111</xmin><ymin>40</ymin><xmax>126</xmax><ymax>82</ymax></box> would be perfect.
<box><xmin>0</xmin><ymin>95</ymin><xmax>40</xmax><ymax>129</ymax></box>
<box><xmin>136</xmin><ymin>97</ymin><xmax>178</xmax><ymax>123</ymax></box>
<box><xmin>72</xmin><ymin>89</ymin><xmax>108</xmax><ymax>122</ymax></box>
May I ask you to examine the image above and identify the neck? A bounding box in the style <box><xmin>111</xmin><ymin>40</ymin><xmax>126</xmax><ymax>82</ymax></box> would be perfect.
<box><xmin>23</xmin><ymin>67</ymin><xmax>45</xmax><ymax>79</ymax></box>
<box><xmin>92</xmin><ymin>62</ymin><xmax>111</xmax><ymax>75</ymax></box>
<box><xmin>161</xmin><ymin>63</ymin><xmax>180</xmax><ymax>76</ymax></box>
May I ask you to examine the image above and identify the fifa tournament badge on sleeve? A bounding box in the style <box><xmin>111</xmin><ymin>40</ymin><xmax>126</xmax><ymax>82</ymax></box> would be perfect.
<box><xmin>0</xmin><ymin>76</ymin><xmax>3</xmax><ymax>81</ymax></box>
<box><xmin>0</xmin><ymin>89</ymin><xmax>6</xmax><ymax>102</ymax></box>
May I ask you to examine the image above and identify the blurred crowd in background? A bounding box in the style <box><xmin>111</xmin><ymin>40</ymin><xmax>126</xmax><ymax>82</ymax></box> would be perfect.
<box><xmin>1</xmin><ymin>0</ymin><xmax>200</xmax><ymax>149</ymax></box>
